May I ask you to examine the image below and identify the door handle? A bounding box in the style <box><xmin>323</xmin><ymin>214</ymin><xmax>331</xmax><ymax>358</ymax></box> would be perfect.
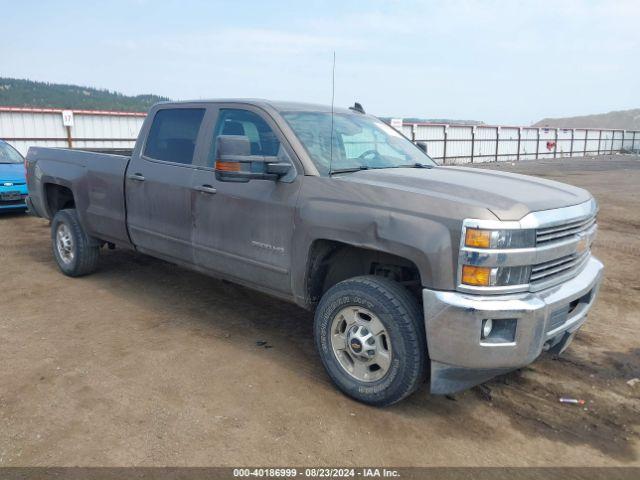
<box><xmin>194</xmin><ymin>185</ymin><xmax>217</xmax><ymax>195</ymax></box>
<box><xmin>127</xmin><ymin>173</ymin><xmax>146</xmax><ymax>182</ymax></box>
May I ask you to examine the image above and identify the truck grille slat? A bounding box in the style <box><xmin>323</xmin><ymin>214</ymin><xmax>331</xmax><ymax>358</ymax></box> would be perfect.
<box><xmin>532</xmin><ymin>255</ymin><xmax>575</xmax><ymax>273</ymax></box>
<box><xmin>531</xmin><ymin>251</ymin><xmax>590</xmax><ymax>282</ymax></box>
<box><xmin>536</xmin><ymin>217</ymin><xmax>596</xmax><ymax>244</ymax></box>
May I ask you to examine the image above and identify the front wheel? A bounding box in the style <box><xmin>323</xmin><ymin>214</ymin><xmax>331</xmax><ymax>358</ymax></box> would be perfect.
<box><xmin>51</xmin><ymin>209</ymin><xmax>99</xmax><ymax>277</ymax></box>
<box><xmin>314</xmin><ymin>275</ymin><xmax>427</xmax><ymax>406</ymax></box>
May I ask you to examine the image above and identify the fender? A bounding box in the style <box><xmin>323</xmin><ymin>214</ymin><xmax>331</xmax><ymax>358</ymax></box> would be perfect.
<box><xmin>291</xmin><ymin>191</ymin><xmax>458</xmax><ymax>307</ymax></box>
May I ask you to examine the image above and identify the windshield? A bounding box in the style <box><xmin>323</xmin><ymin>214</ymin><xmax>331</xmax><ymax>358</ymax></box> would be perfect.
<box><xmin>281</xmin><ymin>112</ymin><xmax>435</xmax><ymax>175</ymax></box>
<box><xmin>0</xmin><ymin>142</ymin><xmax>24</xmax><ymax>164</ymax></box>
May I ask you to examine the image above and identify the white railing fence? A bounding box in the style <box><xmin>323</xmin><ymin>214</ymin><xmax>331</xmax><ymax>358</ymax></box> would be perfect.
<box><xmin>3</xmin><ymin>107</ymin><xmax>640</xmax><ymax>164</ymax></box>
<box><xmin>400</xmin><ymin>123</ymin><xmax>640</xmax><ymax>165</ymax></box>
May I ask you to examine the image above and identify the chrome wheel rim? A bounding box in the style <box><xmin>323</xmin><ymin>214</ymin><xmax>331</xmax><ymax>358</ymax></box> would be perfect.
<box><xmin>56</xmin><ymin>223</ymin><xmax>74</xmax><ymax>264</ymax></box>
<box><xmin>330</xmin><ymin>306</ymin><xmax>392</xmax><ymax>382</ymax></box>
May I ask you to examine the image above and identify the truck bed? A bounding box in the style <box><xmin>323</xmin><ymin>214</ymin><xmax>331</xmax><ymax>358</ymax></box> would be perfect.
<box><xmin>75</xmin><ymin>147</ymin><xmax>134</xmax><ymax>156</ymax></box>
<box><xmin>26</xmin><ymin>147</ymin><xmax>133</xmax><ymax>247</ymax></box>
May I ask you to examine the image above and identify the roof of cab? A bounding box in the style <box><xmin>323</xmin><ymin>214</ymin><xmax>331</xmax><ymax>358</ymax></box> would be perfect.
<box><xmin>157</xmin><ymin>99</ymin><xmax>355</xmax><ymax>115</ymax></box>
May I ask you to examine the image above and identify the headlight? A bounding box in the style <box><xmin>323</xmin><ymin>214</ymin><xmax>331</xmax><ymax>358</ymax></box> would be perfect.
<box><xmin>459</xmin><ymin>221</ymin><xmax>536</xmax><ymax>292</ymax></box>
<box><xmin>464</xmin><ymin>228</ymin><xmax>535</xmax><ymax>249</ymax></box>
<box><xmin>461</xmin><ymin>265</ymin><xmax>531</xmax><ymax>287</ymax></box>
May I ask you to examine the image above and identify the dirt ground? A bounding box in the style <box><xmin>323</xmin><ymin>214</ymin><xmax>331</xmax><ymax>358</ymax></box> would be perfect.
<box><xmin>0</xmin><ymin>155</ymin><xmax>638</xmax><ymax>467</ymax></box>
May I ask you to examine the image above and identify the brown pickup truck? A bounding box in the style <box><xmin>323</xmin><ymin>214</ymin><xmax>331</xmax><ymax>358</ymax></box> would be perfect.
<box><xmin>25</xmin><ymin>99</ymin><xmax>603</xmax><ymax>406</ymax></box>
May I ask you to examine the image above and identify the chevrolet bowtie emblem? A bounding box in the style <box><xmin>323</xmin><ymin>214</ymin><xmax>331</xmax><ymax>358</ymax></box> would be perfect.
<box><xmin>575</xmin><ymin>233</ymin><xmax>588</xmax><ymax>254</ymax></box>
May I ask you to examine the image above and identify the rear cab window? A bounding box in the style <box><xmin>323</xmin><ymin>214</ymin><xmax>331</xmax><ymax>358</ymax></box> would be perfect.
<box><xmin>144</xmin><ymin>108</ymin><xmax>205</xmax><ymax>165</ymax></box>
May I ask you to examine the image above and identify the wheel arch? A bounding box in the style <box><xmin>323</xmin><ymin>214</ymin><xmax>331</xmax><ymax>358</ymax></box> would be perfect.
<box><xmin>301</xmin><ymin>238</ymin><xmax>429</xmax><ymax>309</ymax></box>
<box><xmin>44</xmin><ymin>182</ymin><xmax>76</xmax><ymax>217</ymax></box>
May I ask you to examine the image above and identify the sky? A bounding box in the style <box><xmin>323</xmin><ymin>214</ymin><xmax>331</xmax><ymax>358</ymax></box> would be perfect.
<box><xmin>1</xmin><ymin>0</ymin><xmax>638</xmax><ymax>124</ymax></box>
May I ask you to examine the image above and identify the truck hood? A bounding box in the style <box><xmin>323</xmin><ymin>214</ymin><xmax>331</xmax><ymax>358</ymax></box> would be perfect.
<box><xmin>338</xmin><ymin>166</ymin><xmax>592</xmax><ymax>220</ymax></box>
<box><xmin>0</xmin><ymin>163</ymin><xmax>26</xmax><ymax>184</ymax></box>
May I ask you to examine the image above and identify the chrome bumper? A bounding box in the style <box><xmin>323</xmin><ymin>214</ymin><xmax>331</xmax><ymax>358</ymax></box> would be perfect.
<box><xmin>423</xmin><ymin>256</ymin><xmax>603</xmax><ymax>394</ymax></box>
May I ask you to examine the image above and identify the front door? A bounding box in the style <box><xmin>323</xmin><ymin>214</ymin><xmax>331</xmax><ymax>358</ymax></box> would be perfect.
<box><xmin>126</xmin><ymin>106</ymin><xmax>206</xmax><ymax>263</ymax></box>
<box><xmin>191</xmin><ymin>107</ymin><xmax>301</xmax><ymax>295</ymax></box>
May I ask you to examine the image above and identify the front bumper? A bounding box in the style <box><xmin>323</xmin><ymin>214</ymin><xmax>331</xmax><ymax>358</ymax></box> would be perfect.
<box><xmin>423</xmin><ymin>256</ymin><xmax>603</xmax><ymax>394</ymax></box>
<box><xmin>0</xmin><ymin>184</ymin><xmax>28</xmax><ymax>210</ymax></box>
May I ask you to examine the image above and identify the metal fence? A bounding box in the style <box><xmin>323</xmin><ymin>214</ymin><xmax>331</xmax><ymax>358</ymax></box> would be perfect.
<box><xmin>400</xmin><ymin>123</ymin><xmax>640</xmax><ymax>165</ymax></box>
<box><xmin>2</xmin><ymin>106</ymin><xmax>640</xmax><ymax>164</ymax></box>
<box><xmin>0</xmin><ymin>106</ymin><xmax>145</xmax><ymax>156</ymax></box>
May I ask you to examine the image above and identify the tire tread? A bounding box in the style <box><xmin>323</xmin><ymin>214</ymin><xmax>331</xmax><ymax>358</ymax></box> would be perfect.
<box><xmin>314</xmin><ymin>275</ymin><xmax>426</xmax><ymax>406</ymax></box>
<box><xmin>51</xmin><ymin>209</ymin><xmax>99</xmax><ymax>277</ymax></box>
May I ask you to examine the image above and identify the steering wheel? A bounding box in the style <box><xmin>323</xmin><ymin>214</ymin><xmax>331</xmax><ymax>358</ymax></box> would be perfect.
<box><xmin>357</xmin><ymin>149</ymin><xmax>384</xmax><ymax>166</ymax></box>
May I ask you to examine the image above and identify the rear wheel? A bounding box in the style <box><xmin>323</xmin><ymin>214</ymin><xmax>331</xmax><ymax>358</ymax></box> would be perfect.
<box><xmin>314</xmin><ymin>275</ymin><xmax>426</xmax><ymax>406</ymax></box>
<box><xmin>51</xmin><ymin>209</ymin><xmax>99</xmax><ymax>277</ymax></box>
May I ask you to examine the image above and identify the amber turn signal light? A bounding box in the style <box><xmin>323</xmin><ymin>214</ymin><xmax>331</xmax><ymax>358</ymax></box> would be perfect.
<box><xmin>215</xmin><ymin>161</ymin><xmax>241</xmax><ymax>172</ymax></box>
<box><xmin>465</xmin><ymin>228</ymin><xmax>492</xmax><ymax>248</ymax></box>
<box><xmin>461</xmin><ymin>265</ymin><xmax>493</xmax><ymax>286</ymax></box>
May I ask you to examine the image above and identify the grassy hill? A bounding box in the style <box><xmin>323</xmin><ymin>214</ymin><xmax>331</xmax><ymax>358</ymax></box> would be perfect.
<box><xmin>0</xmin><ymin>78</ymin><xmax>169</xmax><ymax>112</ymax></box>
<box><xmin>534</xmin><ymin>108</ymin><xmax>640</xmax><ymax>130</ymax></box>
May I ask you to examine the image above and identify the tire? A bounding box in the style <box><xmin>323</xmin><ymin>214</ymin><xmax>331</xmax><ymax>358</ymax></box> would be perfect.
<box><xmin>314</xmin><ymin>275</ymin><xmax>427</xmax><ymax>406</ymax></box>
<box><xmin>51</xmin><ymin>209</ymin><xmax>99</xmax><ymax>277</ymax></box>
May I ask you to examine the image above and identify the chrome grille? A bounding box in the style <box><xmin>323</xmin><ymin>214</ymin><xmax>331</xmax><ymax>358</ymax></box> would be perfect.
<box><xmin>536</xmin><ymin>215</ymin><xmax>596</xmax><ymax>245</ymax></box>
<box><xmin>531</xmin><ymin>250</ymin><xmax>590</xmax><ymax>284</ymax></box>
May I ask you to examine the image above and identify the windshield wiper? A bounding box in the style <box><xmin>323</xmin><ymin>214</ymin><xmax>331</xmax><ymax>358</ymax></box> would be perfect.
<box><xmin>330</xmin><ymin>163</ymin><xmax>432</xmax><ymax>175</ymax></box>
<box><xmin>397</xmin><ymin>163</ymin><xmax>434</xmax><ymax>169</ymax></box>
<box><xmin>330</xmin><ymin>166</ymin><xmax>371</xmax><ymax>175</ymax></box>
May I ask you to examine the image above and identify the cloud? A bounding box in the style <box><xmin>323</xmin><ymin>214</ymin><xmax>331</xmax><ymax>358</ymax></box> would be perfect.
<box><xmin>2</xmin><ymin>0</ymin><xmax>638</xmax><ymax>123</ymax></box>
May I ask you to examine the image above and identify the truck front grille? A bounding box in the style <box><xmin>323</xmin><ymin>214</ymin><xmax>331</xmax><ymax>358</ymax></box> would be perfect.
<box><xmin>531</xmin><ymin>250</ymin><xmax>590</xmax><ymax>285</ymax></box>
<box><xmin>536</xmin><ymin>215</ymin><xmax>596</xmax><ymax>245</ymax></box>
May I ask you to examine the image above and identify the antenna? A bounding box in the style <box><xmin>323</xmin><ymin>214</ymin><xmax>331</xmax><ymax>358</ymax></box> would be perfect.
<box><xmin>329</xmin><ymin>51</ymin><xmax>336</xmax><ymax>175</ymax></box>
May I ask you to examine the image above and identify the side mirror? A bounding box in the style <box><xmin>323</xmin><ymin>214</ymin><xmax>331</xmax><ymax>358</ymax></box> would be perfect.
<box><xmin>214</xmin><ymin>135</ymin><xmax>292</xmax><ymax>183</ymax></box>
<box><xmin>416</xmin><ymin>141</ymin><xmax>428</xmax><ymax>154</ymax></box>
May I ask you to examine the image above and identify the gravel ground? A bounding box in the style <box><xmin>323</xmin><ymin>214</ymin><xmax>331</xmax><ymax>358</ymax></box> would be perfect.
<box><xmin>0</xmin><ymin>155</ymin><xmax>638</xmax><ymax>466</ymax></box>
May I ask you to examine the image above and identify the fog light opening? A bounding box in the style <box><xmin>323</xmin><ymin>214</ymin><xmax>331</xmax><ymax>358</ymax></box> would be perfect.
<box><xmin>481</xmin><ymin>319</ymin><xmax>493</xmax><ymax>339</ymax></box>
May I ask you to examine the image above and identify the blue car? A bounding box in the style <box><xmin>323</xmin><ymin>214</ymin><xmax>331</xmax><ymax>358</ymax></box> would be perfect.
<box><xmin>0</xmin><ymin>140</ymin><xmax>28</xmax><ymax>211</ymax></box>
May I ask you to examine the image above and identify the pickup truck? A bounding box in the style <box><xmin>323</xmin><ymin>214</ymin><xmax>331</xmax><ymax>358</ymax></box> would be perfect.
<box><xmin>25</xmin><ymin>100</ymin><xmax>603</xmax><ymax>406</ymax></box>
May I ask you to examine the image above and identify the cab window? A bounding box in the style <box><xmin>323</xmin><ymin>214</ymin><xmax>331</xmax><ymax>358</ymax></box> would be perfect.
<box><xmin>208</xmin><ymin>109</ymin><xmax>283</xmax><ymax>167</ymax></box>
<box><xmin>144</xmin><ymin>108</ymin><xmax>205</xmax><ymax>164</ymax></box>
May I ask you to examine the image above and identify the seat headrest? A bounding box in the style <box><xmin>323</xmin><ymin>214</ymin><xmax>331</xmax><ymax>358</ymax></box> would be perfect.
<box><xmin>222</xmin><ymin>120</ymin><xmax>245</xmax><ymax>136</ymax></box>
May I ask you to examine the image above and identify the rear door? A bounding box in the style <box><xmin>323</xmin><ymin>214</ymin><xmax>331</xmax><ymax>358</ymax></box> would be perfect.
<box><xmin>191</xmin><ymin>105</ymin><xmax>302</xmax><ymax>295</ymax></box>
<box><xmin>125</xmin><ymin>106</ymin><xmax>207</xmax><ymax>263</ymax></box>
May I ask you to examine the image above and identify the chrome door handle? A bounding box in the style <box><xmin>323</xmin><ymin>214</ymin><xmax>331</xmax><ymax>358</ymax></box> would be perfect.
<box><xmin>127</xmin><ymin>173</ymin><xmax>145</xmax><ymax>182</ymax></box>
<box><xmin>194</xmin><ymin>185</ymin><xmax>217</xmax><ymax>195</ymax></box>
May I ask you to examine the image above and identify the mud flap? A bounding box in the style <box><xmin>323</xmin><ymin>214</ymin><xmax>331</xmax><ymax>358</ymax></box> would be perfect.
<box><xmin>429</xmin><ymin>360</ymin><xmax>517</xmax><ymax>395</ymax></box>
<box><xmin>548</xmin><ymin>330</ymin><xmax>577</xmax><ymax>356</ymax></box>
